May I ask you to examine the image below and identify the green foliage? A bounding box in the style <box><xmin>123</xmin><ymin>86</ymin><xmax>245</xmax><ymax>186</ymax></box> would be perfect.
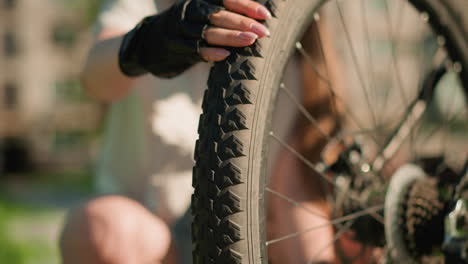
<box><xmin>81</xmin><ymin>0</ymin><xmax>108</xmax><ymax>26</ymax></box>
<box><xmin>0</xmin><ymin>214</ymin><xmax>23</xmax><ymax>263</ymax></box>
<box><xmin>25</xmin><ymin>170</ymin><xmax>94</xmax><ymax>193</ymax></box>
<box><xmin>0</xmin><ymin>199</ymin><xmax>60</xmax><ymax>264</ymax></box>
<box><xmin>54</xmin><ymin>0</ymin><xmax>111</xmax><ymax>26</ymax></box>
<box><xmin>52</xmin><ymin>24</ymin><xmax>79</xmax><ymax>49</ymax></box>
<box><xmin>0</xmin><ymin>170</ymin><xmax>93</xmax><ymax>264</ymax></box>
<box><xmin>55</xmin><ymin>78</ymin><xmax>89</xmax><ymax>103</ymax></box>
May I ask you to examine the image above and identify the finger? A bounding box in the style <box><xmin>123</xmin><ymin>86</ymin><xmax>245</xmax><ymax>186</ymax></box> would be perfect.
<box><xmin>210</xmin><ymin>10</ymin><xmax>270</xmax><ymax>37</ymax></box>
<box><xmin>223</xmin><ymin>0</ymin><xmax>272</xmax><ymax>20</ymax></box>
<box><xmin>200</xmin><ymin>47</ymin><xmax>231</xmax><ymax>61</ymax></box>
<box><xmin>204</xmin><ymin>27</ymin><xmax>258</xmax><ymax>47</ymax></box>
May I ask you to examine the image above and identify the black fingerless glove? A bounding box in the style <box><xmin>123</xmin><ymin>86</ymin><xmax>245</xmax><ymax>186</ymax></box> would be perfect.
<box><xmin>118</xmin><ymin>0</ymin><xmax>224</xmax><ymax>78</ymax></box>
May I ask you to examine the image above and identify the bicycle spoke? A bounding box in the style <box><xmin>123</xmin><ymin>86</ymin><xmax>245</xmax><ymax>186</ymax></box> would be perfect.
<box><xmin>384</xmin><ymin>0</ymin><xmax>406</xmax><ymax>123</ymax></box>
<box><xmin>337</xmin><ymin>122</ymin><xmax>394</xmax><ymax>139</ymax></box>
<box><xmin>265</xmin><ymin>205</ymin><xmax>383</xmax><ymax>246</ymax></box>
<box><xmin>415</xmin><ymin>102</ymin><xmax>467</xmax><ymax>148</ymax></box>
<box><xmin>270</xmin><ymin>130</ymin><xmax>364</xmax><ymax>203</ymax></box>
<box><xmin>295</xmin><ymin>43</ymin><xmax>381</xmax><ymax>147</ymax></box>
<box><xmin>265</xmin><ymin>187</ymin><xmax>328</xmax><ymax>219</ymax></box>
<box><xmin>408</xmin><ymin>42</ymin><xmax>445</xmax><ymax>160</ymax></box>
<box><xmin>393</xmin><ymin>0</ymin><xmax>406</xmax><ymax>51</ymax></box>
<box><xmin>270</xmin><ymin>131</ymin><xmax>336</xmax><ymax>187</ymax></box>
<box><xmin>270</xmin><ymin>131</ymin><xmax>385</xmax><ymax>224</ymax></box>
<box><xmin>280</xmin><ymin>83</ymin><xmax>330</xmax><ymax>140</ymax></box>
<box><xmin>295</xmin><ymin>42</ymin><xmax>330</xmax><ymax>84</ymax></box>
<box><xmin>372</xmin><ymin>99</ymin><xmax>427</xmax><ymax>171</ymax></box>
<box><xmin>307</xmin><ymin>220</ymin><xmax>354</xmax><ymax>263</ymax></box>
<box><xmin>360</xmin><ymin>0</ymin><xmax>379</xmax><ymax>128</ymax></box>
<box><xmin>280</xmin><ymin>82</ymin><xmax>377</xmax><ymax>182</ymax></box>
<box><xmin>307</xmin><ymin>14</ymin><xmax>340</xmax><ymax>118</ymax></box>
<box><xmin>300</xmin><ymin>16</ymin><xmax>371</xmax><ymax>135</ymax></box>
<box><xmin>439</xmin><ymin>68</ymin><xmax>463</xmax><ymax>156</ymax></box>
<box><xmin>418</xmin><ymin>69</ymin><xmax>468</xmax><ymax>149</ymax></box>
<box><xmin>382</xmin><ymin>0</ymin><xmax>409</xmax><ymax>109</ymax></box>
<box><xmin>377</xmin><ymin>2</ymin><xmax>410</xmax><ymax>128</ymax></box>
<box><xmin>270</xmin><ymin>0</ymin><xmax>464</xmax><ymax>259</ymax></box>
<box><xmin>373</xmin><ymin>51</ymin><xmax>449</xmax><ymax>170</ymax></box>
<box><xmin>335</xmin><ymin>0</ymin><xmax>378</xmax><ymax>130</ymax></box>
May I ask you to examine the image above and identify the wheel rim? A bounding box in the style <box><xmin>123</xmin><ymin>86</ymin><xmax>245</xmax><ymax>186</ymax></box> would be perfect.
<box><xmin>263</xmin><ymin>0</ymin><xmax>468</xmax><ymax>263</ymax></box>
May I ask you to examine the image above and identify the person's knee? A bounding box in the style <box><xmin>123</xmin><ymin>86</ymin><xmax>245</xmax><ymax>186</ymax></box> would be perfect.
<box><xmin>60</xmin><ymin>195</ymin><xmax>171</xmax><ymax>264</ymax></box>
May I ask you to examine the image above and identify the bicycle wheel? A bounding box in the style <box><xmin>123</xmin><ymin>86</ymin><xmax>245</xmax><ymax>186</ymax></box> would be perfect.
<box><xmin>192</xmin><ymin>0</ymin><xmax>468</xmax><ymax>263</ymax></box>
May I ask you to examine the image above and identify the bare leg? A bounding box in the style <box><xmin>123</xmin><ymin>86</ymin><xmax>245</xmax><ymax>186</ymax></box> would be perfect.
<box><xmin>267</xmin><ymin>140</ymin><xmax>336</xmax><ymax>264</ymax></box>
<box><xmin>267</xmin><ymin>21</ymin><xmax>345</xmax><ymax>264</ymax></box>
<box><xmin>59</xmin><ymin>195</ymin><xmax>172</xmax><ymax>264</ymax></box>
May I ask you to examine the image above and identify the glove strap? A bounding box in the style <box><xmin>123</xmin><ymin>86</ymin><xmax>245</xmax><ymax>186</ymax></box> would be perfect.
<box><xmin>118</xmin><ymin>18</ymin><xmax>153</xmax><ymax>77</ymax></box>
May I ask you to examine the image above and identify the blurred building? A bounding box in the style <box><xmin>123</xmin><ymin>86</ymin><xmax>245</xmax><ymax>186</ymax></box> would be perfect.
<box><xmin>0</xmin><ymin>0</ymin><xmax>101</xmax><ymax>171</ymax></box>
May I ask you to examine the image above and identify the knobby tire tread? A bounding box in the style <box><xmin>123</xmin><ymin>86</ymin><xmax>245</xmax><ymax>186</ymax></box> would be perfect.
<box><xmin>191</xmin><ymin>0</ymin><xmax>468</xmax><ymax>263</ymax></box>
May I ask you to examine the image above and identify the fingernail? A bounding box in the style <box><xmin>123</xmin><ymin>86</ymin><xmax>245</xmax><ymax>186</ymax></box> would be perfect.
<box><xmin>251</xmin><ymin>23</ymin><xmax>270</xmax><ymax>37</ymax></box>
<box><xmin>256</xmin><ymin>6</ymin><xmax>272</xmax><ymax>19</ymax></box>
<box><xmin>215</xmin><ymin>49</ymin><xmax>231</xmax><ymax>58</ymax></box>
<box><xmin>238</xmin><ymin>32</ymin><xmax>258</xmax><ymax>43</ymax></box>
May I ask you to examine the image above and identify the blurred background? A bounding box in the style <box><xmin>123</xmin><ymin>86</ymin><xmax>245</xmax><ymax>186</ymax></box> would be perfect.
<box><xmin>0</xmin><ymin>0</ymin><xmax>466</xmax><ymax>263</ymax></box>
<box><xmin>0</xmin><ymin>0</ymin><xmax>105</xmax><ymax>263</ymax></box>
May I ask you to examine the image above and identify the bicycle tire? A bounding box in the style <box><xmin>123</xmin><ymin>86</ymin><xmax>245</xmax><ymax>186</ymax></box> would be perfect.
<box><xmin>191</xmin><ymin>0</ymin><xmax>468</xmax><ymax>263</ymax></box>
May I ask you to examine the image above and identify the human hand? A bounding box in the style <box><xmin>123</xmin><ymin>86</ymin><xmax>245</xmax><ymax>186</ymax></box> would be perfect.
<box><xmin>200</xmin><ymin>0</ymin><xmax>271</xmax><ymax>61</ymax></box>
<box><xmin>119</xmin><ymin>0</ymin><xmax>271</xmax><ymax>78</ymax></box>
